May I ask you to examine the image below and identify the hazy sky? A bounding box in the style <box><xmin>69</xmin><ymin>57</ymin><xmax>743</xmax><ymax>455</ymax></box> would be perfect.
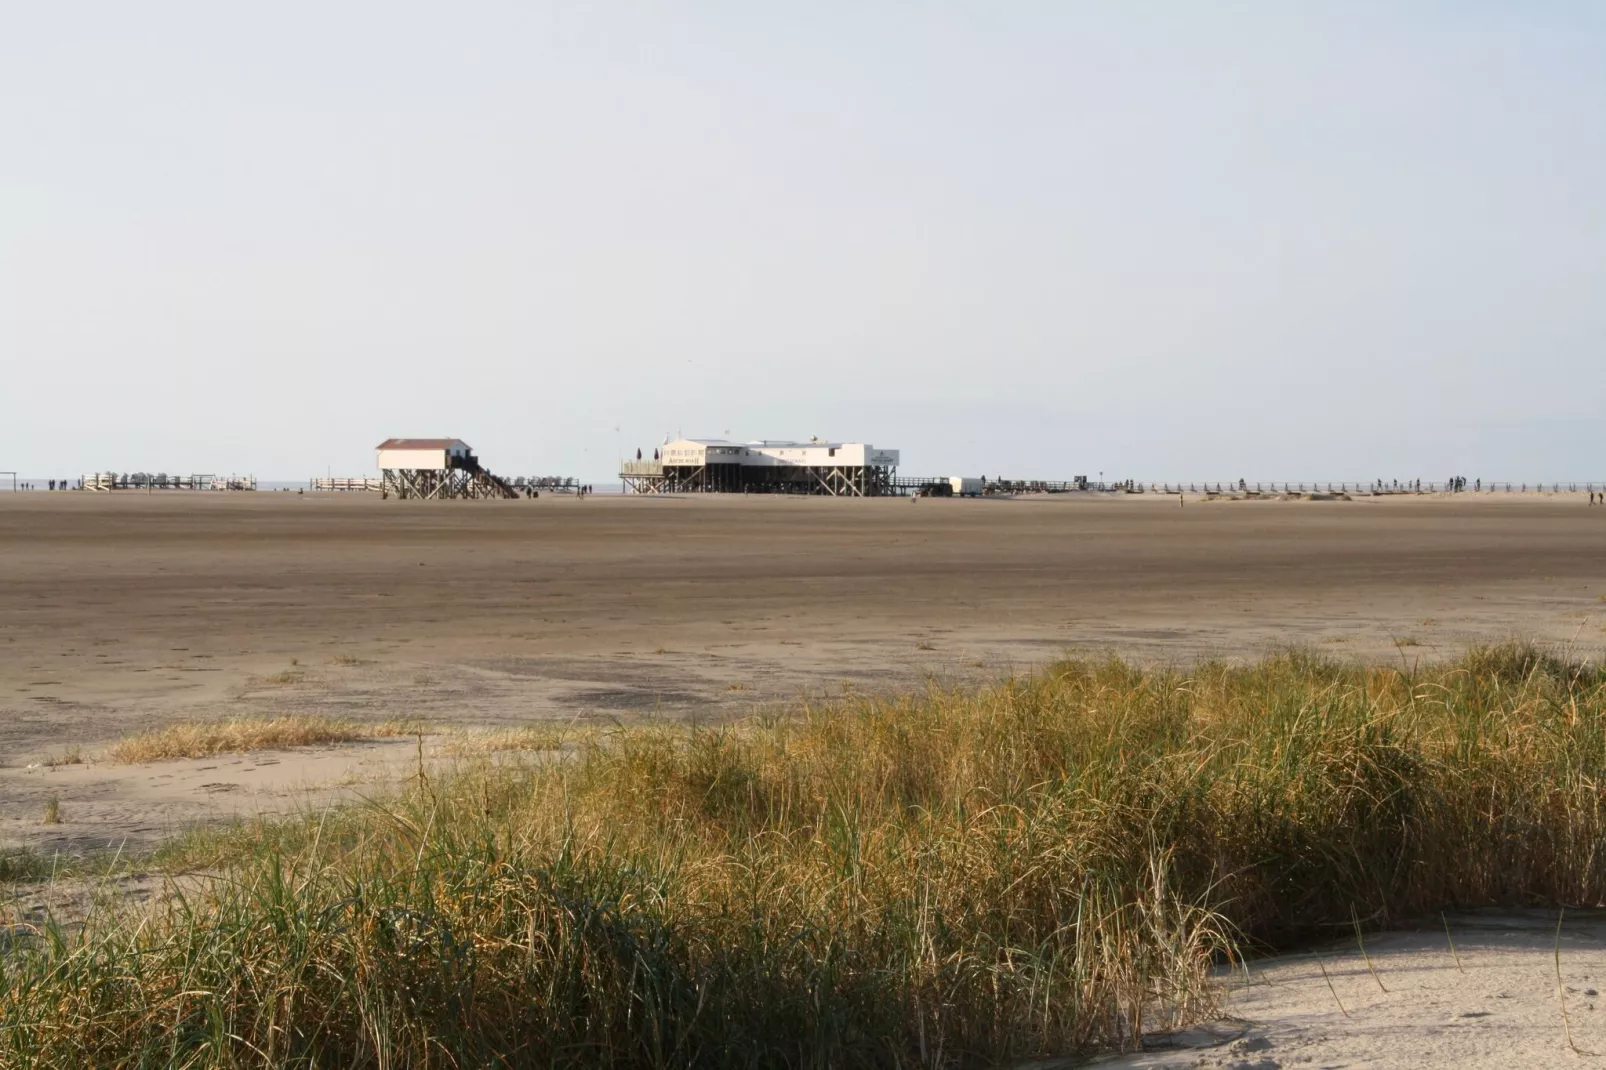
<box><xmin>4</xmin><ymin>3</ymin><xmax>1603</xmax><ymax>482</ymax></box>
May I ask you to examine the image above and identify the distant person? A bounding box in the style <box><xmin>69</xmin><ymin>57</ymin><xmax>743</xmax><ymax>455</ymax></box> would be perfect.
<box><xmin>636</xmin><ymin>448</ymin><xmax>642</xmax><ymax>460</ymax></box>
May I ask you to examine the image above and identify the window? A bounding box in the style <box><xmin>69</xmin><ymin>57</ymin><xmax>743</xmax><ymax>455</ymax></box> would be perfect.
<box><xmin>829</xmin><ymin>448</ymin><xmax>836</xmax><ymax>457</ymax></box>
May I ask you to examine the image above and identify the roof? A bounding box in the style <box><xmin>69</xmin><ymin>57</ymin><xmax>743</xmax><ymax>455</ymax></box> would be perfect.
<box><xmin>376</xmin><ymin>438</ymin><xmax>469</xmax><ymax>451</ymax></box>
<box><xmin>749</xmin><ymin>440</ymin><xmax>847</xmax><ymax>449</ymax></box>
<box><xmin>672</xmin><ymin>438</ymin><xmax>861</xmax><ymax>449</ymax></box>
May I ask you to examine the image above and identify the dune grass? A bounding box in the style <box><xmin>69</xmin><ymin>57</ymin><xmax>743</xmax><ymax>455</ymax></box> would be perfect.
<box><xmin>104</xmin><ymin>715</ymin><xmax>415</xmax><ymax>763</ymax></box>
<box><xmin>4</xmin><ymin>644</ymin><xmax>1606</xmax><ymax>1067</ymax></box>
<box><xmin>39</xmin><ymin>747</ymin><xmax>82</xmax><ymax>769</ymax></box>
<box><xmin>0</xmin><ymin>851</ymin><xmax>57</xmax><ymax>885</ymax></box>
<box><xmin>433</xmin><ymin>724</ymin><xmax>572</xmax><ymax>757</ymax></box>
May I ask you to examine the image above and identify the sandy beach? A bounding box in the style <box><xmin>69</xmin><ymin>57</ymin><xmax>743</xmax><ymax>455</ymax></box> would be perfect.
<box><xmin>4</xmin><ymin>491</ymin><xmax>1606</xmax><ymax>1068</ymax></box>
<box><xmin>3</xmin><ymin>490</ymin><xmax>1604</xmax><ymax>852</ymax></box>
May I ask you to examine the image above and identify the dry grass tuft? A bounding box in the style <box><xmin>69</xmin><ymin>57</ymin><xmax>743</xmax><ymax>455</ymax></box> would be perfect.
<box><xmin>8</xmin><ymin>643</ymin><xmax>1606</xmax><ymax>1068</ymax></box>
<box><xmin>39</xmin><ymin>796</ymin><xmax>60</xmax><ymax>826</ymax></box>
<box><xmin>105</xmin><ymin>716</ymin><xmax>414</xmax><ymax>763</ymax></box>
<box><xmin>41</xmin><ymin>747</ymin><xmax>83</xmax><ymax>768</ymax></box>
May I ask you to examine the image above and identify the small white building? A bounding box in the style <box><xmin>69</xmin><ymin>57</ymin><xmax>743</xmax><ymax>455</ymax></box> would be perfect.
<box><xmin>374</xmin><ymin>438</ymin><xmax>520</xmax><ymax>499</ymax></box>
<box><xmin>375</xmin><ymin>438</ymin><xmax>473</xmax><ymax>472</ymax></box>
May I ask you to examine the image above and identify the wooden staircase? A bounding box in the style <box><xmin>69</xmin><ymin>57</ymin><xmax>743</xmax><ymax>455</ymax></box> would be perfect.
<box><xmin>463</xmin><ymin>459</ymin><xmax>520</xmax><ymax>499</ymax></box>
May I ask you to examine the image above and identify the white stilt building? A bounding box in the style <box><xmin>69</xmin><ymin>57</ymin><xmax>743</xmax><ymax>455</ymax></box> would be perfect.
<box><xmin>376</xmin><ymin>438</ymin><xmax>518</xmax><ymax>499</ymax></box>
<box><xmin>620</xmin><ymin>438</ymin><xmax>900</xmax><ymax>496</ymax></box>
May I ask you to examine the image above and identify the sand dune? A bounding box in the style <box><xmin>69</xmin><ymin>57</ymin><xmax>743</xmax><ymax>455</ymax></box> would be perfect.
<box><xmin>1095</xmin><ymin>911</ymin><xmax>1606</xmax><ymax>1069</ymax></box>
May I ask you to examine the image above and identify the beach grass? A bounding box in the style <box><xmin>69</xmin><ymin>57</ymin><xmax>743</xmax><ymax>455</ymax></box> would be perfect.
<box><xmin>4</xmin><ymin>643</ymin><xmax>1605</xmax><ymax>1067</ymax></box>
<box><xmin>104</xmin><ymin>715</ymin><xmax>416</xmax><ymax>763</ymax></box>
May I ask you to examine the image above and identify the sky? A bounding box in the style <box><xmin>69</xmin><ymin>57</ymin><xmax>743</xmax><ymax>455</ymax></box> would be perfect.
<box><xmin>3</xmin><ymin>2</ymin><xmax>1604</xmax><ymax>483</ymax></box>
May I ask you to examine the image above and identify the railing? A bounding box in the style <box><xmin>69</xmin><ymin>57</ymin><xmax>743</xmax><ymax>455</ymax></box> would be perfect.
<box><xmin>1126</xmin><ymin>482</ymin><xmax>1606</xmax><ymax>495</ymax></box>
<box><xmin>80</xmin><ymin>473</ymin><xmax>256</xmax><ymax>491</ymax></box>
<box><xmin>507</xmin><ymin>476</ymin><xmax>581</xmax><ymax>492</ymax></box>
<box><xmin>966</xmin><ymin>480</ymin><xmax>1606</xmax><ymax>495</ymax></box>
<box><xmin>311</xmin><ymin>477</ymin><xmax>381</xmax><ymax>492</ymax></box>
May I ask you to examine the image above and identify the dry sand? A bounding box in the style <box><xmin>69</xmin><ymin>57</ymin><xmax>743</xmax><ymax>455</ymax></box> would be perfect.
<box><xmin>1093</xmin><ymin>911</ymin><xmax>1606</xmax><ymax>1069</ymax></box>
